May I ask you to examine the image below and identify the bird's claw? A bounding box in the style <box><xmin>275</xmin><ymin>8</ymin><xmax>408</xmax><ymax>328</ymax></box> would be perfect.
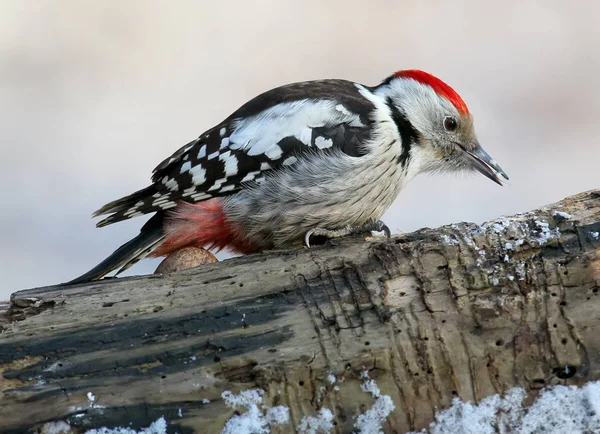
<box><xmin>367</xmin><ymin>219</ymin><xmax>391</xmax><ymax>238</ymax></box>
<box><xmin>305</xmin><ymin>219</ymin><xmax>391</xmax><ymax>248</ymax></box>
<box><xmin>304</xmin><ymin>227</ymin><xmax>350</xmax><ymax>248</ymax></box>
<box><xmin>305</xmin><ymin>229</ymin><xmax>317</xmax><ymax>248</ymax></box>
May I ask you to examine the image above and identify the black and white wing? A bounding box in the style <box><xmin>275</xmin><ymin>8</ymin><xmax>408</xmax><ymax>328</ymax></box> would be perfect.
<box><xmin>94</xmin><ymin>80</ymin><xmax>377</xmax><ymax>227</ymax></box>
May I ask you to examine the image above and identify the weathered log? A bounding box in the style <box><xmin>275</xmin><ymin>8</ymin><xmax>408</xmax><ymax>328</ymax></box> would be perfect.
<box><xmin>1</xmin><ymin>190</ymin><xmax>599</xmax><ymax>433</ymax></box>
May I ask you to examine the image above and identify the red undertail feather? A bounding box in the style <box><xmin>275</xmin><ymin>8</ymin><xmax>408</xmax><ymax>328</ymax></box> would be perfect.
<box><xmin>151</xmin><ymin>199</ymin><xmax>256</xmax><ymax>257</ymax></box>
<box><xmin>394</xmin><ymin>69</ymin><xmax>470</xmax><ymax>114</ymax></box>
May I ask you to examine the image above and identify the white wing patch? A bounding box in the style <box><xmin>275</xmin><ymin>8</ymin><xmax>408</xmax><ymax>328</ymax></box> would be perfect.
<box><xmin>335</xmin><ymin>104</ymin><xmax>351</xmax><ymax>115</ymax></box>
<box><xmin>164</xmin><ymin>178</ymin><xmax>179</xmax><ymax>191</ymax></box>
<box><xmin>282</xmin><ymin>156</ymin><xmax>297</xmax><ymax>166</ymax></box>
<box><xmin>191</xmin><ymin>192</ymin><xmax>211</xmax><ymax>201</ymax></box>
<box><xmin>241</xmin><ymin>171</ymin><xmax>261</xmax><ymax>183</ymax></box>
<box><xmin>264</xmin><ymin>145</ymin><xmax>283</xmax><ymax>160</ymax></box>
<box><xmin>189</xmin><ymin>165</ymin><xmax>207</xmax><ymax>185</ymax></box>
<box><xmin>152</xmin><ymin>194</ymin><xmax>171</xmax><ymax>207</ymax></box>
<box><xmin>198</xmin><ymin>145</ymin><xmax>207</xmax><ymax>159</ymax></box>
<box><xmin>208</xmin><ymin>179</ymin><xmax>225</xmax><ymax>192</ymax></box>
<box><xmin>180</xmin><ymin>161</ymin><xmax>192</xmax><ymax>174</ymax></box>
<box><xmin>229</xmin><ymin>99</ymin><xmax>363</xmax><ymax>159</ymax></box>
<box><xmin>182</xmin><ymin>186</ymin><xmax>197</xmax><ymax>197</ymax></box>
<box><xmin>219</xmin><ymin>151</ymin><xmax>238</xmax><ymax>177</ymax></box>
<box><xmin>315</xmin><ymin>136</ymin><xmax>333</xmax><ymax>149</ymax></box>
<box><xmin>220</xmin><ymin>185</ymin><xmax>235</xmax><ymax>193</ymax></box>
<box><xmin>294</xmin><ymin>127</ymin><xmax>312</xmax><ymax>146</ymax></box>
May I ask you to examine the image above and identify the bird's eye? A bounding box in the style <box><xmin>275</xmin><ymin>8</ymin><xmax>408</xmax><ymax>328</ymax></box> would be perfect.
<box><xmin>444</xmin><ymin>116</ymin><xmax>458</xmax><ymax>132</ymax></box>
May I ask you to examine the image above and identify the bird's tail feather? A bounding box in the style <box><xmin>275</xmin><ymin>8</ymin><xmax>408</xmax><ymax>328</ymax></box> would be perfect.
<box><xmin>66</xmin><ymin>214</ymin><xmax>165</xmax><ymax>285</ymax></box>
<box><xmin>93</xmin><ymin>184</ymin><xmax>160</xmax><ymax>228</ymax></box>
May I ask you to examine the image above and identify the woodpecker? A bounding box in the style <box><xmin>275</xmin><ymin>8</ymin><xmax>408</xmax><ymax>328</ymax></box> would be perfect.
<box><xmin>68</xmin><ymin>69</ymin><xmax>508</xmax><ymax>284</ymax></box>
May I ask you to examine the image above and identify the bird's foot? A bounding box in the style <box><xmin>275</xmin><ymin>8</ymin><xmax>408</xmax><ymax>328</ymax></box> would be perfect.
<box><xmin>305</xmin><ymin>219</ymin><xmax>391</xmax><ymax>248</ymax></box>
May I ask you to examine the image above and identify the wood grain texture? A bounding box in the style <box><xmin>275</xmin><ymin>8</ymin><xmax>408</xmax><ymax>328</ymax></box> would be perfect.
<box><xmin>1</xmin><ymin>189</ymin><xmax>599</xmax><ymax>433</ymax></box>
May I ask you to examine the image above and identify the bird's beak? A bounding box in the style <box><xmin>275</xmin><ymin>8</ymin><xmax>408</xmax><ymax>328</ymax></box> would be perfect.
<box><xmin>455</xmin><ymin>142</ymin><xmax>509</xmax><ymax>186</ymax></box>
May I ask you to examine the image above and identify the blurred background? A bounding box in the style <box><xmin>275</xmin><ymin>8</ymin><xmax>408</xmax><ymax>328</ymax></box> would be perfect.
<box><xmin>1</xmin><ymin>0</ymin><xmax>598</xmax><ymax>299</ymax></box>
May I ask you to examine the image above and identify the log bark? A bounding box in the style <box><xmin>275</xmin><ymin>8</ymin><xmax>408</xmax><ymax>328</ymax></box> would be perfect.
<box><xmin>1</xmin><ymin>190</ymin><xmax>600</xmax><ymax>434</ymax></box>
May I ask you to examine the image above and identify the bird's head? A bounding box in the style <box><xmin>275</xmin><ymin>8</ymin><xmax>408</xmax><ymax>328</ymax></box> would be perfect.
<box><xmin>376</xmin><ymin>69</ymin><xmax>508</xmax><ymax>185</ymax></box>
